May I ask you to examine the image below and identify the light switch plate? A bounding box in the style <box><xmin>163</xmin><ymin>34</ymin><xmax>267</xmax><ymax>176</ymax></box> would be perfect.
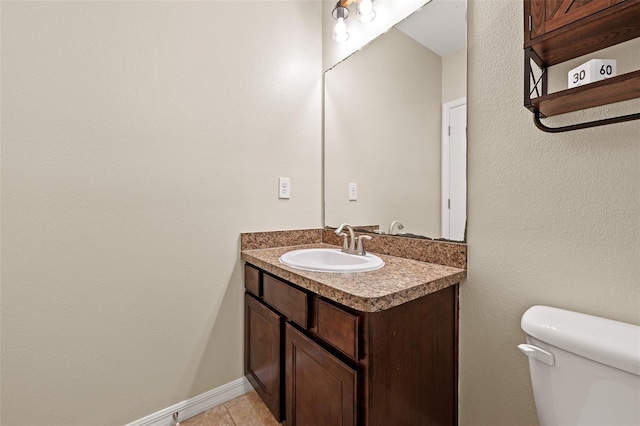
<box><xmin>279</xmin><ymin>177</ymin><xmax>290</xmax><ymax>199</ymax></box>
<box><xmin>349</xmin><ymin>183</ymin><xmax>357</xmax><ymax>201</ymax></box>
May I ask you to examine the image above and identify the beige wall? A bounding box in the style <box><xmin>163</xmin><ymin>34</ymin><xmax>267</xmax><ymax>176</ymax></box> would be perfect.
<box><xmin>442</xmin><ymin>47</ymin><xmax>467</xmax><ymax>104</ymax></box>
<box><xmin>461</xmin><ymin>1</ymin><xmax>640</xmax><ymax>425</ymax></box>
<box><xmin>324</xmin><ymin>28</ymin><xmax>442</xmax><ymax>237</ymax></box>
<box><xmin>0</xmin><ymin>1</ymin><xmax>321</xmax><ymax>425</ymax></box>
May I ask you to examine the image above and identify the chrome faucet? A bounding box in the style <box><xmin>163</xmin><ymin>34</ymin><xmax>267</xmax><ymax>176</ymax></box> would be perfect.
<box><xmin>388</xmin><ymin>220</ymin><xmax>405</xmax><ymax>235</ymax></box>
<box><xmin>335</xmin><ymin>223</ymin><xmax>356</xmax><ymax>254</ymax></box>
<box><xmin>335</xmin><ymin>224</ymin><xmax>373</xmax><ymax>256</ymax></box>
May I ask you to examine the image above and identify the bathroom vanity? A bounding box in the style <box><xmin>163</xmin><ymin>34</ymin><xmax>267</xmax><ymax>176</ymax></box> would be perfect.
<box><xmin>241</xmin><ymin>231</ymin><xmax>466</xmax><ymax>426</ymax></box>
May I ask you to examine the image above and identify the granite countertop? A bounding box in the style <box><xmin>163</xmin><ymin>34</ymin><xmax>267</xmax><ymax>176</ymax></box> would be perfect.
<box><xmin>241</xmin><ymin>243</ymin><xmax>466</xmax><ymax>312</ymax></box>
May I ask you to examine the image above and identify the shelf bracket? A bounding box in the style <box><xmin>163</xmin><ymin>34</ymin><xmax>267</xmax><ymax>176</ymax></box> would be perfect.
<box><xmin>533</xmin><ymin>111</ymin><xmax>640</xmax><ymax>133</ymax></box>
<box><xmin>524</xmin><ymin>47</ymin><xmax>547</xmax><ymax>115</ymax></box>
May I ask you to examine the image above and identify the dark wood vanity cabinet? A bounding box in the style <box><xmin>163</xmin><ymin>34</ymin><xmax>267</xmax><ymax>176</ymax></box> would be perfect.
<box><xmin>244</xmin><ymin>264</ymin><xmax>458</xmax><ymax>426</ymax></box>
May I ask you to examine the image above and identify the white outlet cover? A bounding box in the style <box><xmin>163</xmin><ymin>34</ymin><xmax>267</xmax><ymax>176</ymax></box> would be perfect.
<box><xmin>279</xmin><ymin>177</ymin><xmax>290</xmax><ymax>199</ymax></box>
<box><xmin>349</xmin><ymin>183</ymin><xmax>357</xmax><ymax>201</ymax></box>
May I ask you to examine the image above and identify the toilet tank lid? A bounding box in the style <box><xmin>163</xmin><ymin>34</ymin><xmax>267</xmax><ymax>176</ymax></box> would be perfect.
<box><xmin>521</xmin><ymin>305</ymin><xmax>640</xmax><ymax>376</ymax></box>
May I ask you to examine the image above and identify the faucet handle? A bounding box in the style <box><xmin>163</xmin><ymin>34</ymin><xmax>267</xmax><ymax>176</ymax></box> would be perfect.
<box><xmin>356</xmin><ymin>235</ymin><xmax>372</xmax><ymax>255</ymax></box>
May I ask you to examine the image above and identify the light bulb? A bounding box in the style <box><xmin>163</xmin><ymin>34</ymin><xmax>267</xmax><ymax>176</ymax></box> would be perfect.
<box><xmin>333</xmin><ymin>17</ymin><xmax>349</xmax><ymax>42</ymax></box>
<box><xmin>359</xmin><ymin>0</ymin><xmax>372</xmax><ymax>14</ymax></box>
<box><xmin>357</xmin><ymin>0</ymin><xmax>376</xmax><ymax>23</ymax></box>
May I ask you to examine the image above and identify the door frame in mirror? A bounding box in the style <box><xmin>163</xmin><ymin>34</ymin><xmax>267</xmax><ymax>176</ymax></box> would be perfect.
<box><xmin>441</xmin><ymin>97</ymin><xmax>467</xmax><ymax>241</ymax></box>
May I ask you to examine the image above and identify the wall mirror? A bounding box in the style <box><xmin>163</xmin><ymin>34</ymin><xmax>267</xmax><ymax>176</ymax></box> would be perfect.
<box><xmin>324</xmin><ymin>0</ymin><xmax>467</xmax><ymax>241</ymax></box>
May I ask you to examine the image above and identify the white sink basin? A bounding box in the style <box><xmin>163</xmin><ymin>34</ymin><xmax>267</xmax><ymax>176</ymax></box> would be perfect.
<box><xmin>279</xmin><ymin>248</ymin><xmax>384</xmax><ymax>273</ymax></box>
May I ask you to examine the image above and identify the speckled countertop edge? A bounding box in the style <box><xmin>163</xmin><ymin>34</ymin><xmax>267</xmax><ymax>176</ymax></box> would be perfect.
<box><xmin>241</xmin><ymin>243</ymin><xmax>466</xmax><ymax>312</ymax></box>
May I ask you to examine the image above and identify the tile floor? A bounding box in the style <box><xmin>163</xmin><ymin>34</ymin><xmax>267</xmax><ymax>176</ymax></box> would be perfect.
<box><xmin>181</xmin><ymin>390</ymin><xmax>280</xmax><ymax>426</ymax></box>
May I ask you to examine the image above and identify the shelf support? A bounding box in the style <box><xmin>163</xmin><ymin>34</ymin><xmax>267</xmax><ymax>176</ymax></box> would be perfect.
<box><xmin>533</xmin><ymin>111</ymin><xmax>640</xmax><ymax>133</ymax></box>
<box><xmin>524</xmin><ymin>47</ymin><xmax>547</xmax><ymax>115</ymax></box>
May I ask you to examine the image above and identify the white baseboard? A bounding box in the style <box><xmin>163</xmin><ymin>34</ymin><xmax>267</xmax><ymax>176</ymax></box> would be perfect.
<box><xmin>126</xmin><ymin>377</ymin><xmax>253</xmax><ymax>426</ymax></box>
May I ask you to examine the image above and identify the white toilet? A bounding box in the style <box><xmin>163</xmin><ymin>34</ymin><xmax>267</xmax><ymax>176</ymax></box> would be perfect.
<box><xmin>519</xmin><ymin>305</ymin><xmax>640</xmax><ymax>425</ymax></box>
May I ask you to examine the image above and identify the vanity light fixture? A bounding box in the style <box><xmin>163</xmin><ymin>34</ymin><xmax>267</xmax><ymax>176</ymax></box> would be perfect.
<box><xmin>332</xmin><ymin>0</ymin><xmax>377</xmax><ymax>43</ymax></box>
<box><xmin>357</xmin><ymin>0</ymin><xmax>376</xmax><ymax>23</ymax></box>
<box><xmin>332</xmin><ymin>1</ymin><xmax>350</xmax><ymax>42</ymax></box>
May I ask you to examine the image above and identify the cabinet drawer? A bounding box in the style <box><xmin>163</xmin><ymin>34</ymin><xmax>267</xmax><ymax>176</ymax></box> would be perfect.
<box><xmin>244</xmin><ymin>264</ymin><xmax>261</xmax><ymax>297</ymax></box>
<box><xmin>316</xmin><ymin>299</ymin><xmax>359</xmax><ymax>360</ymax></box>
<box><xmin>263</xmin><ymin>274</ymin><xmax>308</xmax><ymax>328</ymax></box>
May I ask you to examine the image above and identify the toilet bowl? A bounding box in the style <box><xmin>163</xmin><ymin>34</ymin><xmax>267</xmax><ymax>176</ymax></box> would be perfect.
<box><xmin>519</xmin><ymin>305</ymin><xmax>640</xmax><ymax>426</ymax></box>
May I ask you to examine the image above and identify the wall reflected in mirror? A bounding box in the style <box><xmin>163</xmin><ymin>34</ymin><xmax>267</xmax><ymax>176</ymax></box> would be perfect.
<box><xmin>324</xmin><ymin>0</ymin><xmax>467</xmax><ymax>241</ymax></box>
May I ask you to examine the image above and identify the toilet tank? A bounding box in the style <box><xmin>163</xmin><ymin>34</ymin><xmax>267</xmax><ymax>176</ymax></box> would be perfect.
<box><xmin>520</xmin><ymin>305</ymin><xmax>640</xmax><ymax>426</ymax></box>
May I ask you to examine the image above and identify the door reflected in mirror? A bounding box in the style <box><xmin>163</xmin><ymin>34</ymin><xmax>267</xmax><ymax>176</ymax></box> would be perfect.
<box><xmin>324</xmin><ymin>0</ymin><xmax>467</xmax><ymax>241</ymax></box>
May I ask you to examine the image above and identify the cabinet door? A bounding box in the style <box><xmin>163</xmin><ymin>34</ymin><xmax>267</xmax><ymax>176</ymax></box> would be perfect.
<box><xmin>245</xmin><ymin>294</ymin><xmax>282</xmax><ymax>422</ymax></box>
<box><xmin>530</xmin><ymin>0</ymin><xmax>625</xmax><ymax>38</ymax></box>
<box><xmin>285</xmin><ymin>324</ymin><xmax>357</xmax><ymax>426</ymax></box>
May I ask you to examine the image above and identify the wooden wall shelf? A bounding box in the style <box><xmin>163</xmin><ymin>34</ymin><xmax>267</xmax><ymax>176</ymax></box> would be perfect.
<box><xmin>530</xmin><ymin>70</ymin><xmax>640</xmax><ymax>117</ymax></box>
<box><xmin>523</xmin><ymin>0</ymin><xmax>640</xmax><ymax>132</ymax></box>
